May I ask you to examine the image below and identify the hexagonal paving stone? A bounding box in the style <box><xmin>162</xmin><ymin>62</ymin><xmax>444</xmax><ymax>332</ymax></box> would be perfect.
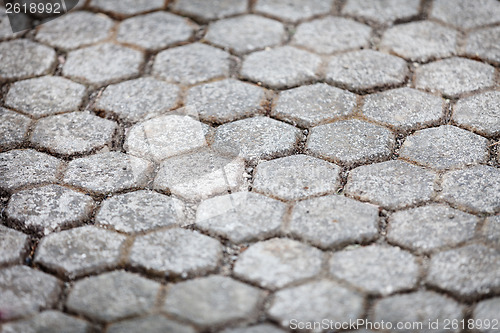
<box><xmin>293</xmin><ymin>17</ymin><xmax>371</xmax><ymax>54</ymax></box>
<box><xmin>154</xmin><ymin>149</ymin><xmax>246</xmax><ymax>201</ymax></box>
<box><xmin>63</xmin><ymin>43</ymin><xmax>144</xmax><ymax>86</ymax></box>
<box><xmin>474</xmin><ymin>297</ymin><xmax>500</xmax><ymax>332</ymax></box>
<box><xmin>387</xmin><ymin>204</ymin><xmax>478</xmax><ymax>254</ymax></box>
<box><xmin>0</xmin><ymin>149</ymin><xmax>61</xmax><ymax>193</ymax></box>
<box><xmin>234</xmin><ymin>238</ymin><xmax>323</xmax><ymax>290</ymax></box>
<box><xmin>0</xmin><ymin>108</ymin><xmax>31</xmax><ymax>150</ymax></box>
<box><xmin>272</xmin><ymin>83</ymin><xmax>356</xmax><ymax>128</ymax></box>
<box><xmin>117</xmin><ymin>12</ymin><xmax>195</xmax><ymax>51</ymax></box>
<box><xmin>326</xmin><ymin>50</ymin><xmax>408</xmax><ymax>92</ymax></box>
<box><xmin>480</xmin><ymin>215</ymin><xmax>500</xmax><ymax>249</ymax></box>
<box><xmin>414</xmin><ymin>57</ymin><xmax>495</xmax><ymax>98</ymax></box>
<box><xmin>342</xmin><ymin>0</ymin><xmax>421</xmax><ymax>25</ymax></box>
<box><xmin>380</xmin><ymin>21</ymin><xmax>457</xmax><ymax>62</ymax></box>
<box><xmin>253</xmin><ymin>154</ymin><xmax>341</xmax><ymax>201</ymax></box>
<box><xmin>94</xmin><ymin>77</ymin><xmax>180</xmax><ymax>123</ymax></box>
<box><xmin>35</xmin><ymin>11</ymin><xmax>113</xmax><ymax>50</ymax></box>
<box><xmin>172</xmin><ymin>0</ymin><xmax>247</xmax><ymax>22</ymax></box>
<box><xmin>329</xmin><ymin>245</ymin><xmax>419</xmax><ymax>295</ymax></box>
<box><xmin>240</xmin><ymin>46</ymin><xmax>321</xmax><ymax>89</ymax></box>
<box><xmin>0</xmin><ymin>225</ymin><xmax>28</xmax><ymax>266</ymax></box>
<box><xmin>426</xmin><ymin>244</ymin><xmax>500</xmax><ymax>300</ymax></box>
<box><xmin>222</xmin><ymin>324</ymin><xmax>286</xmax><ymax>333</ymax></box>
<box><xmin>268</xmin><ymin>280</ymin><xmax>364</xmax><ymax>329</ymax></box>
<box><xmin>206</xmin><ymin>15</ymin><xmax>285</xmax><ymax>54</ymax></box>
<box><xmin>153</xmin><ymin>43</ymin><xmax>230</xmax><ymax>85</ymax></box>
<box><xmin>307</xmin><ymin>119</ymin><xmax>395</xmax><ymax>166</ymax></box>
<box><xmin>399</xmin><ymin>125</ymin><xmax>489</xmax><ymax>170</ymax></box>
<box><xmin>288</xmin><ymin>195</ymin><xmax>379</xmax><ymax>249</ymax></box>
<box><xmin>196</xmin><ymin>191</ymin><xmax>287</xmax><ymax>243</ymax></box>
<box><xmin>63</xmin><ymin>152</ymin><xmax>152</xmax><ymax>195</ymax></box>
<box><xmin>0</xmin><ymin>311</ymin><xmax>91</xmax><ymax>333</ymax></box>
<box><xmin>362</xmin><ymin>87</ymin><xmax>443</xmax><ymax>132</ymax></box>
<box><xmin>35</xmin><ymin>226</ymin><xmax>126</xmax><ymax>278</ymax></box>
<box><xmin>372</xmin><ymin>291</ymin><xmax>464</xmax><ymax>333</ymax></box>
<box><xmin>464</xmin><ymin>26</ymin><xmax>500</xmax><ymax>65</ymax></box>
<box><xmin>67</xmin><ymin>270</ymin><xmax>160</xmax><ymax>322</ymax></box>
<box><xmin>96</xmin><ymin>190</ymin><xmax>185</xmax><ymax>234</ymax></box>
<box><xmin>438</xmin><ymin>165</ymin><xmax>500</xmax><ymax>214</ymax></box>
<box><xmin>0</xmin><ymin>266</ymin><xmax>61</xmax><ymax>320</ymax></box>
<box><xmin>107</xmin><ymin>315</ymin><xmax>196</xmax><ymax>333</ymax></box>
<box><xmin>345</xmin><ymin>160</ymin><xmax>435</xmax><ymax>209</ymax></box>
<box><xmin>6</xmin><ymin>184</ymin><xmax>94</xmax><ymax>235</ymax></box>
<box><xmin>185</xmin><ymin>79</ymin><xmax>266</xmax><ymax>124</ymax></box>
<box><xmin>213</xmin><ymin>117</ymin><xmax>302</xmax><ymax>162</ymax></box>
<box><xmin>164</xmin><ymin>275</ymin><xmax>263</xmax><ymax>327</ymax></box>
<box><xmin>31</xmin><ymin>112</ymin><xmax>117</xmax><ymax>156</ymax></box>
<box><xmin>453</xmin><ymin>91</ymin><xmax>500</xmax><ymax>137</ymax></box>
<box><xmin>5</xmin><ymin>76</ymin><xmax>86</xmax><ymax>118</ymax></box>
<box><xmin>89</xmin><ymin>0</ymin><xmax>165</xmax><ymax>17</ymax></box>
<box><xmin>430</xmin><ymin>0</ymin><xmax>500</xmax><ymax>30</ymax></box>
<box><xmin>124</xmin><ymin>114</ymin><xmax>210</xmax><ymax>162</ymax></box>
<box><xmin>129</xmin><ymin>228</ymin><xmax>222</xmax><ymax>277</ymax></box>
<box><xmin>0</xmin><ymin>39</ymin><xmax>56</xmax><ymax>82</ymax></box>
<box><xmin>254</xmin><ymin>0</ymin><xmax>333</xmax><ymax>22</ymax></box>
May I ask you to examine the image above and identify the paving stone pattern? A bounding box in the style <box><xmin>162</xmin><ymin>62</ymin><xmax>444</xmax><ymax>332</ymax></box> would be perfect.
<box><xmin>0</xmin><ymin>0</ymin><xmax>499</xmax><ymax>331</ymax></box>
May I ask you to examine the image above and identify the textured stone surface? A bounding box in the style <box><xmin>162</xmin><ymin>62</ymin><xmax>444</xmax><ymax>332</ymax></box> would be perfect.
<box><xmin>272</xmin><ymin>83</ymin><xmax>356</xmax><ymax>128</ymax></box>
<box><xmin>474</xmin><ymin>297</ymin><xmax>500</xmax><ymax>333</ymax></box>
<box><xmin>222</xmin><ymin>324</ymin><xmax>286</xmax><ymax>333</ymax></box>
<box><xmin>107</xmin><ymin>315</ymin><xmax>196</xmax><ymax>333</ymax></box>
<box><xmin>0</xmin><ymin>225</ymin><xmax>28</xmax><ymax>266</ymax></box>
<box><xmin>255</xmin><ymin>0</ymin><xmax>333</xmax><ymax>22</ymax></box>
<box><xmin>234</xmin><ymin>238</ymin><xmax>323</xmax><ymax>289</ymax></box>
<box><xmin>464</xmin><ymin>26</ymin><xmax>500</xmax><ymax>65</ymax></box>
<box><xmin>481</xmin><ymin>215</ymin><xmax>500</xmax><ymax>248</ymax></box>
<box><xmin>288</xmin><ymin>195</ymin><xmax>379</xmax><ymax>249</ymax></box>
<box><xmin>0</xmin><ymin>311</ymin><xmax>91</xmax><ymax>333</ymax></box>
<box><xmin>241</xmin><ymin>46</ymin><xmax>321</xmax><ymax>89</ymax></box>
<box><xmin>453</xmin><ymin>91</ymin><xmax>500</xmax><ymax>137</ymax></box>
<box><xmin>89</xmin><ymin>0</ymin><xmax>165</xmax><ymax>17</ymax></box>
<box><xmin>430</xmin><ymin>0</ymin><xmax>500</xmax><ymax>30</ymax></box>
<box><xmin>342</xmin><ymin>0</ymin><xmax>420</xmax><ymax>25</ymax></box>
<box><xmin>196</xmin><ymin>192</ymin><xmax>286</xmax><ymax>243</ymax></box>
<box><xmin>329</xmin><ymin>245</ymin><xmax>419</xmax><ymax>295</ymax></box>
<box><xmin>0</xmin><ymin>108</ymin><xmax>31</xmax><ymax>150</ymax></box>
<box><xmin>172</xmin><ymin>0</ymin><xmax>247</xmax><ymax>21</ymax></box>
<box><xmin>0</xmin><ymin>7</ymin><xmax>26</xmax><ymax>40</ymax></box>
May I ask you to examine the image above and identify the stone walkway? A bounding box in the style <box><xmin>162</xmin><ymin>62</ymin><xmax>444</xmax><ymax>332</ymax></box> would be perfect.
<box><xmin>0</xmin><ymin>0</ymin><xmax>499</xmax><ymax>332</ymax></box>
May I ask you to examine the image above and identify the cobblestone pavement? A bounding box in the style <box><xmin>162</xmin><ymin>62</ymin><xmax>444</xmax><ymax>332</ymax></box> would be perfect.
<box><xmin>0</xmin><ymin>0</ymin><xmax>499</xmax><ymax>332</ymax></box>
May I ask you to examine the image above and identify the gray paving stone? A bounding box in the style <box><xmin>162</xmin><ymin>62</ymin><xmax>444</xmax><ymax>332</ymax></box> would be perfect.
<box><xmin>66</xmin><ymin>270</ymin><xmax>160</xmax><ymax>322</ymax></box>
<box><xmin>0</xmin><ymin>149</ymin><xmax>61</xmax><ymax>193</ymax></box>
<box><xmin>329</xmin><ymin>245</ymin><xmax>419</xmax><ymax>295</ymax></box>
<box><xmin>172</xmin><ymin>0</ymin><xmax>247</xmax><ymax>22</ymax></box>
<box><xmin>222</xmin><ymin>324</ymin><xmax>286</xmax><ymax>333</ymax></box>
<box><xmin>0</xmin><ymin>225</ymin><xmax>28</xmax><ymax>266</ymax></box>
<box><xmin>387</xmin><ymin>204</ymin><xmax>478</xmax><ymax>254</ymax></box>
<box><xmin>125</xmin><ymin>114</ymin><xmax>209</xmax><ymax>162</ymax></box>
<box><xmin>5</xmin><ymin>76</ymin><xmax>86</xmax><ymax>118</ymax></box>
<box><xmin>272</xmin><ymin>83</ymin><xmax>357</xmax><ymax>128</ymax></box>
<box><xmin>430</xmin><ymin>0</ymin><xmax>500</xmax><ymax>30</ymax></box>
<box><xmin>185</xmin><ymin>79</ymin><xmax>266</xmax><ymax>124</ymax></box>
<box><xmin>399</xmin><ymin>125</ymin><xmax>489</xmax><ymax>170</ymax></box>
<box><xmin>130</xmin><ymin>228</ymin><xmax>222</xmax><ymax>277</ymax></box>
<box><xmin>253</xmin><ymin>154</ymin><xmax>341</xmax><ymax>201</ymax></box>
<box><xmin>107</xmin><ymin>315</ymin><xmax>196</xmax><ymax>333</ymax></box>
<box><xmin>154</xmin><ymin>149</ymin><xmax>246</xmax><ymax>201</ymax></box>
<box><xmin>372</xmin><ymin>291</ymin><xmax>464</xmax><ymax>333</ymax></box>
<box><xmin>362</xmin><ymin>87</ymin><xmax>443</xmax><ymax>132</ymax></box>
<box><xmin>206</xmin><ymin>15</ymin><xmax>285</xmax><ymax>54</ymax></box>
<box><xmin>473</xmin><ymin>297</ymin><xmax>500</xmax><ymax>333</ymax></box>
<box><xmin>268</xmin><ymin>279</ymin><xmax>364</xmax><ymax>328</ymax></box>
<box><xmin>6</xmin><ymin>184</ymin><xmax>94</xmax><ymax>235</ymax></box>
<box><xmin>117</xmin><ymin>12</ymin><xmax>195</xmax><ymax>51</ymax></box>
<box><xmin>0</xmin><ymin>39</ymin><xmax>56</xmax><ymax>82</ymax></box>
<box><xmin>293</xmin><ymin>17</ymin><xmax>371</xmax><ymax>54</ymax></box>
<box><xmin>0</xmin><ymin>108</ymin><xmax>31</xmax><ymax>150</ymax></box>
<box><xmin>213</xmin><ymin>116</ymin><xmax>302</xmax><ymax>162</ymax></box>
<box><xmin>35</xmin><ymin>226</ymin><xmax>126</xmax><ymax>279</ymax></box>
<box><xmin>480</xmin><ymin>215</ymin><xmax>500</xmax><ymax>249</ymax></box>
<box><xmin>464</xmin><ymin>26</ymin><xmax>500</xmax><ymax>65</ymax></box>
<box><xmin>64</xmin><ymin>152</ymin><xmax>152</xmax><ymax>195</ymax></box>
<box><xmin>0</xmin><ymin>266</ymin><xmax>61</xmax><ymax>320</ymax></box>
<box><xmin>164</xmin><ymin>275</ymin><xmax>263</xmax><ymax>327</ymax></box>
<box><xmin>234</xmin><ymin>238</ymin><xmax>323</xmax><ymax>290</ymax></box>
<box><xmin>426</xmin><ymin>244</ymin><xmax>500</xmax><ymax>300</ymax></box>
<box><xmin>153</xmin><ymin>43</ymin><xmax>230</xmax><ymax>85</ymax></box>
<box><xmin>438</xmin><ymin>165</ymin><xmax>500</xmax><ymax>214</ymax></box>
<box><xmin>31</xmin><ymin>111</ymin><xmax>117</xmax><ymax>156</ymax></box>
<box><xmin>0</xmin><ymin>7</ymin><xmax>27</xmax><ymax>40</ymax></box>
<box><xmin>63</xmin><ymin>43</ymin><xmax>144</xmax><ymax>86</ymax></box>
<box><xmin>342</xmin><ymin>0</ymin><xmax>420</xmax><ymax>25</ymax></box>
<box><xmin>196</xmin><ymin>191</ymin><xmax>286</xmax><ymax>243</ymax></box>
<box><xmin>255</xmin><ymin>0</ymin><xmax>333</xmax><ymax>22</ymax></box>
<box><xmin>94</xmin><ymin>77</ymin><xmax>180</xmax><ymax>123</ymax></box>
<box><xmin>89</xmin><ymin>0</ymin><xmax>165</xmax><ymax>17</ymax></box>
<box><xmin>0</xmin><ymin>311</ymin><xmax>91</xmax><ymax>333</ymax></box>
<box><xmin>240</xmin><ymin>46</ymin><xmax>321</xmax><ymax>89</ymax></box>
<box><xmin>380</xmin><ymin>21</ymin><xmax>457</xmax><ymax>62</ymax></box>
<box><xmin>96</xmin><ymin>190</ymin><xmax>185</xmax><ymax>234</ymax></box>
<box><xmin>453</xmin><ymin>91</ymin><xmax>500</xmax><ymax>137</ymax></box>
<box><xmin>35</xmin><ymin>11</ymin><xmax>113</xmax><ymax>50</ymax></box>
<box><xmin>344</xmin><ymin>160</ymin><xmax>436</xmax><ymax>209</ymax></box>
<box><xmin>414</xmin><ymin>57</ymin><xmax>495</xmax><ymax>98</ymax></box>
<box><xmin>326</xmin><ymin>50</ymin><xmax>408</xmax><ymax>92</ymax></box>
<box><xmin>288</xmin><ymin>195</ymin><xmax>379</xmax><ymax>249</ymax></box>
